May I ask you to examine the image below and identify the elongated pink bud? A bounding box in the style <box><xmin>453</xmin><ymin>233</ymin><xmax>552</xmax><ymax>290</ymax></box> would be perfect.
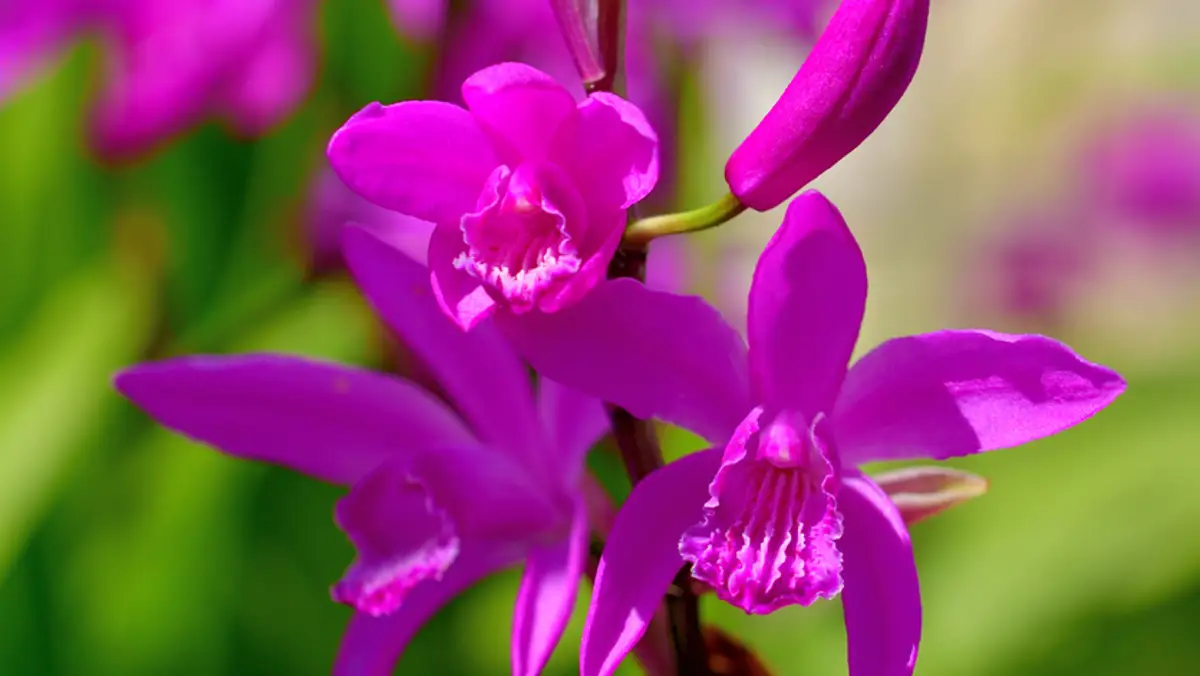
<box><xmin>725</xmin><ymin>0</ymin><xmax>930</xmax><ymax>211</ymax></box>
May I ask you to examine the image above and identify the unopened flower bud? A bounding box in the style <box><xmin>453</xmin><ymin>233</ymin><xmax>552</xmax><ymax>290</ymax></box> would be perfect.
<box><xmin>725</xmin><ymin>0</ymin><xmax>930</xmax><ymax>211</ymax></box>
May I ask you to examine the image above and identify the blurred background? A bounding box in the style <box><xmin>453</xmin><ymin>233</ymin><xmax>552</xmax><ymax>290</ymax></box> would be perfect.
<box><xmin>1</xmin><ymin>0</ymin><xmax>1198</xmax><ymax>674</ymax></box>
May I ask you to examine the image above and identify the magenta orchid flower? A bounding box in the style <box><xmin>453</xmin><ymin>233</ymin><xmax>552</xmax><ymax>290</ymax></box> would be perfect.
<box><xmin>115</xmin><ymin>229</ymin><xmax>609</xmax><ymax>676</ymax></box>
<box><xmin>726</xmin><ymin>0</ymin><xmax>930</xmax><ymax>211</ymax></box>
<box><xmin>327</xmin><ymin>61</ymin><xmax>658</xmax><ymax>331</ymax></box>
<box><xmin>503</xmin><ymin>191</ymin><xmax>1125</xmax><ymax>676</ymax></box>
<box><xmin>89</xmin><ymin>0</ymin><xmax>316</xmax><ymax>159</ymax></box>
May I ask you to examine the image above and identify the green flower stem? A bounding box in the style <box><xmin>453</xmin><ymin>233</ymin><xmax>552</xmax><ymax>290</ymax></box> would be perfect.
<box><xmin>623</xmin><ymin>193</ymin><xmax>747</xmax><ymax>245</ymax></box>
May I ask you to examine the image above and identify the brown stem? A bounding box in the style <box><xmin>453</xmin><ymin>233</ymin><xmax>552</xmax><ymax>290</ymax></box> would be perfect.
<box><xmin>606</xmin><ymin>404</ymin><xmax>662</xmax><ymax>485</ymax></box>
<box><xmin>587</xmin><ymin>0</ymin><xmax>626</xmax><ymax>95</ymax></box>
<box><xmin>606</xmin><ymin>242</ymin><xmax>711</xmax><ymax>674</ymax></box>
<box><xmin>667</xmin><ymin>567</ymin><xmax>711</xmax><ymax>676</ymax></box>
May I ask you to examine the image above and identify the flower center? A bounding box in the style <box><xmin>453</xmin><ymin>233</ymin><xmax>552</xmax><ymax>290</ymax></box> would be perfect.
<box><xmin>454</xmin><ymin>162</ymin><xmax>585</xmax><ymax>312</ymax></box>
<box><xmin>681</xmin><ymin>410</ymin><xmax>843</xmax><ymax>614</ymax></box>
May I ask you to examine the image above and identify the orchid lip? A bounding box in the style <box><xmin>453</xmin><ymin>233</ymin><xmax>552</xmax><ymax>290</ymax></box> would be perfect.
<box><xmin>454</xmin><ymin>163</ymin><xmax>585</xmax><ymax>312</ymax></box>
<box><xmin>680</xmin><ymin>409</ymin><xmax>844</xmax><ymax>615</ymax></box>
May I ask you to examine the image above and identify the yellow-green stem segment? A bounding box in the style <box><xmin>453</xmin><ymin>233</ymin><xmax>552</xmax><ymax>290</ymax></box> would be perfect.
<box><xmin>623</xmin><ymin>193</ymin><xmax>747</xmax><ymax>246</ymax></box>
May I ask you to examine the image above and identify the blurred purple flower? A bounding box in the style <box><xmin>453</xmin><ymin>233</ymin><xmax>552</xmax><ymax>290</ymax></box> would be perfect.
<box><xmin>117</xmin><ymin>233</ymin><xmax>609</xmax><ymax>676</ymax></box>
<box><xmin>89</xmin><ymin>0</ymin><xmax>316</xmax><ymax>159</ymax></box>
<box><xmin>0</xmin><ymin>0</ymin><xmax>86</xmax><ymax>103</ymax></box>
<box><xmin>1081</xmin><ymin>107</ymin><xmax>1200</xmax><ymax>235</ymax></box>
<box><xmin>307</xmin><ymin>169</ymin><xmax>433</xmax><ymax>273</ymax></box>
<box><xmin>726</xmin><ymin>0</ymin><xmax>930</xmax><ymax>211</ymax></box>
<box><xmin>972</xmin><ymin>214</ymin><xmax>1092</xmax><ymax>326</ymax></box>
<box><xmin>328</xmin><ymin>62</ymin><xmax>658</xmax><ymax>331</ymax></box>
<box><xmin>502</xmin><ymin>191</ymin><xmax>1124</xmax><ymax>676</ymax></box>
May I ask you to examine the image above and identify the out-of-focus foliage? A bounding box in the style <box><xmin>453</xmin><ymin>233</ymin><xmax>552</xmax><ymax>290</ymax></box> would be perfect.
<box><xmin>0</xmin><ymin>0</ymin><xmax>1198</xmax><ymax>674</ymax></box>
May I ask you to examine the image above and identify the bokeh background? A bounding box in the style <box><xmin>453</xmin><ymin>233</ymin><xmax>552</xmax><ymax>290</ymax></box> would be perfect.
<box><xmin>2</xmin><ymin>0</ymin><xmax>1199</xmax><ymax>674</ymax></box>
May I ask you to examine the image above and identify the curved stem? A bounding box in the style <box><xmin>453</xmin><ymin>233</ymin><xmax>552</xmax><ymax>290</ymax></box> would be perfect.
<box><xmin>623</xmin><ymin>193</ymin><xmax>747</xmax><ymax>245</ymax></box>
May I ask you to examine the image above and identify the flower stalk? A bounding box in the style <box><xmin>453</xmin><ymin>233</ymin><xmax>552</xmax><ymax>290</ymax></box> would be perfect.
<box><xmin>623</xmin><ymin>193</ymin><xmax>748</xmax><ymax>245</ymax></box>
<box><xmin>590</xmin><ymin>0</ymin><xmax>626</xmax><ymax>94</ymax></box>
<box><xmin>550</xmin><ymin>0</ymin><xmax>606</xmax><ymax>89</ymax></box>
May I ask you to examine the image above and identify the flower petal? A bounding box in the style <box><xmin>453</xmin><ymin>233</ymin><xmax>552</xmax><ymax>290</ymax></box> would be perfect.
<box><xmin>512</xmin><ymin>494</ymin><xmax>589</xmax><ymax>676</ymax></box>
<box><xmin>114</xmin><ymin>354</ymin><xmax>474</xmax><ymax>486</ymax></box>
<box><xmin>332</xmin><ymin>463</ymin><xmax>461</xmax><ymax>616</ymax></box>
<box><xmin>582</xmin><ymin>449</ymin><xmax>722</xmax><ymax>676</ymax></box>
<box><xmin>334</xmin><ymin>541</ymin><xmax>519</xmax><ymax>676</ymax></box>
<box><xmin>500</xmin><ymin>279</ymin><xmax>752</xmax><ymax>445</ymax></box>
<box><xmin>833</xmin><ymin>330</ymin><xmax>1126</xmax><ymax>464</ymax></box>
<box><xmin>342</xmin><ymin>226</ymin><xmax>545</xmax><ymax>474</ymax></box>
<box><xmin>333</xmin><ymin>448</ymin><xmax>560</xmax><ymax>615</ymax></box>
<box><xmin>839</xmin><ymin>475</ymin><xmax>921</xmax><ymax>676</ymax></box>
<box><xmin>308</xmin><ymin>170</ymin><xmax>433</xmax><ymax>272</ymax></box>
<box><xmin>0</xmin><ymin>0</ymin><xmax>79</xmax><ymax>103</ymax></box>
<box><xmin>386</xmin><ymin>0</ymin><xmax>447</xmax><ymax>41</ymax></box>
<box><xmin>428</xmin><ymin>223</ymin><xmax>498</xmax><ymax>330</ymax></box>
<box><xmin>538</xmin><ymin>376</ymin><xmax>609</xmax><ymax>486</ymax></box>
<box><xmin>462</xmin><ymin>62</ymin><xmax>578</xmax><ymax>162</ymax></box>
<box><xmin>327</xmin><ymin>100</ymin><xmax>499</xmax><ymax>224</ymax></box>
<box><xmin>217</xmin><ymin>8</ymin><xmax>314</xmax><ymax>136</ymax></box>
<box><xmin>549</xmin><ymin>92</ymin><xmax>659</xmax><ymax>211</ymax></box>
<box><xmin>748</xmin><ymin>191</ymin><xmax>866</xmax><ymax>418</ymax></box>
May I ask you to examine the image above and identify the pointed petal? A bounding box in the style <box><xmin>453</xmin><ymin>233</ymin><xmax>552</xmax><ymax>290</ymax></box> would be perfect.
<box><xmin>549</xmin><ymin>92</ymin><xmax>659</xmax><ymax>211</ymax></box>
<box><xmin>833</xmin><ymin>330</ymin><xmax>1126</xmax><ymax>465</ymax></box>
<box><xmin>725</xmin><ymin>0</ymin><xmax>930</xmax><ymax>211</ymax></box>
<box><xmin>839</xmin><ymin>475</ymin><xmax>921</xmax><ymax>676</ymax></box>
<box><xmin>512</xmin><ymin>495</ymin><xmax>589</xmax><ymax>676</ymax></box>
<box><xmin>462</xmin><ymin>62</ymin><xmax>578</xmax><ymax>161</ymax></box>
<box><xmin>114</xmin><ymin>354</ymin><xmax>474</xmax><ymax>486</ymax></box>
<box><xmin>748</xmin><ymin>192</ymin><xmax>866</xmax><ymax>417</ymax></box>
<box><xmin>582</xmin><ymin>449</ymin><xmax>722</xmax><ymax>676</ymax></box>
<box><xmin>334</xmin><ymin>541</ymin><xmax>519</xmax><ymax>676</ymax></box>
<box><xmin>327</xmin><ymin>101</ymin><xmax>499</xmax><ymax>224</ymax></box>
<box><xmin>500</xmin><ymin>279</ymin><xmax>751</xmax><ymax>445</ymax></box>
<box><xmin>342</xmin><ymin>226</ymin><xmax>545</xmax><ymax>472</ymax></box>
<box><xmin>538</xmin><ymin>376</ymin><xmax>609</xmax><ymax>485</ymax></box>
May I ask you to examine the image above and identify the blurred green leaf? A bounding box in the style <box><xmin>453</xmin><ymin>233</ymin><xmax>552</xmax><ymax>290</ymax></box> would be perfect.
<box><xmin>0</xmin><ymin>258</ymin><xmax>154</xmax><ymax>580</ymax></box>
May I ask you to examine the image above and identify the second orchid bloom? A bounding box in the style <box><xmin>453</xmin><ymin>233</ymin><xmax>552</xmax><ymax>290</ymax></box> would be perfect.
<box><xmin>328</xmin><ymin>62</ymin><xmax>659</xmax><ymax>331</ymax></box>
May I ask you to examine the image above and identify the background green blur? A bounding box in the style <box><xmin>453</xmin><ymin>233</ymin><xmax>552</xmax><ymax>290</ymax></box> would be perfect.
<box><xmin>2</xmin><ymin>0</ymin><xmax>1199</xmax><ymax>674</ymax></box>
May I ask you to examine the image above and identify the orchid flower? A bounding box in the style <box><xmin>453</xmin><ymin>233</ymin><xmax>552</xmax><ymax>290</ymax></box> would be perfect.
<box><xmin>89</xmin><ymin>0</ymin><xmax>316</xmax><ymax>159</ymax></box>
<box><xmin>327</xmin><ymin>62</ymin><xmax>658</xmax><ymax>331</ymax></box>
<box><xmin>115</xmin><ymin>229</ymin><xmax>610</xmax><ymax>676</ymax></box>
<box><xmin>503</xmin><ymin>191</ymin><xmax>1125</xmax><ymax>675</ymax></box>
